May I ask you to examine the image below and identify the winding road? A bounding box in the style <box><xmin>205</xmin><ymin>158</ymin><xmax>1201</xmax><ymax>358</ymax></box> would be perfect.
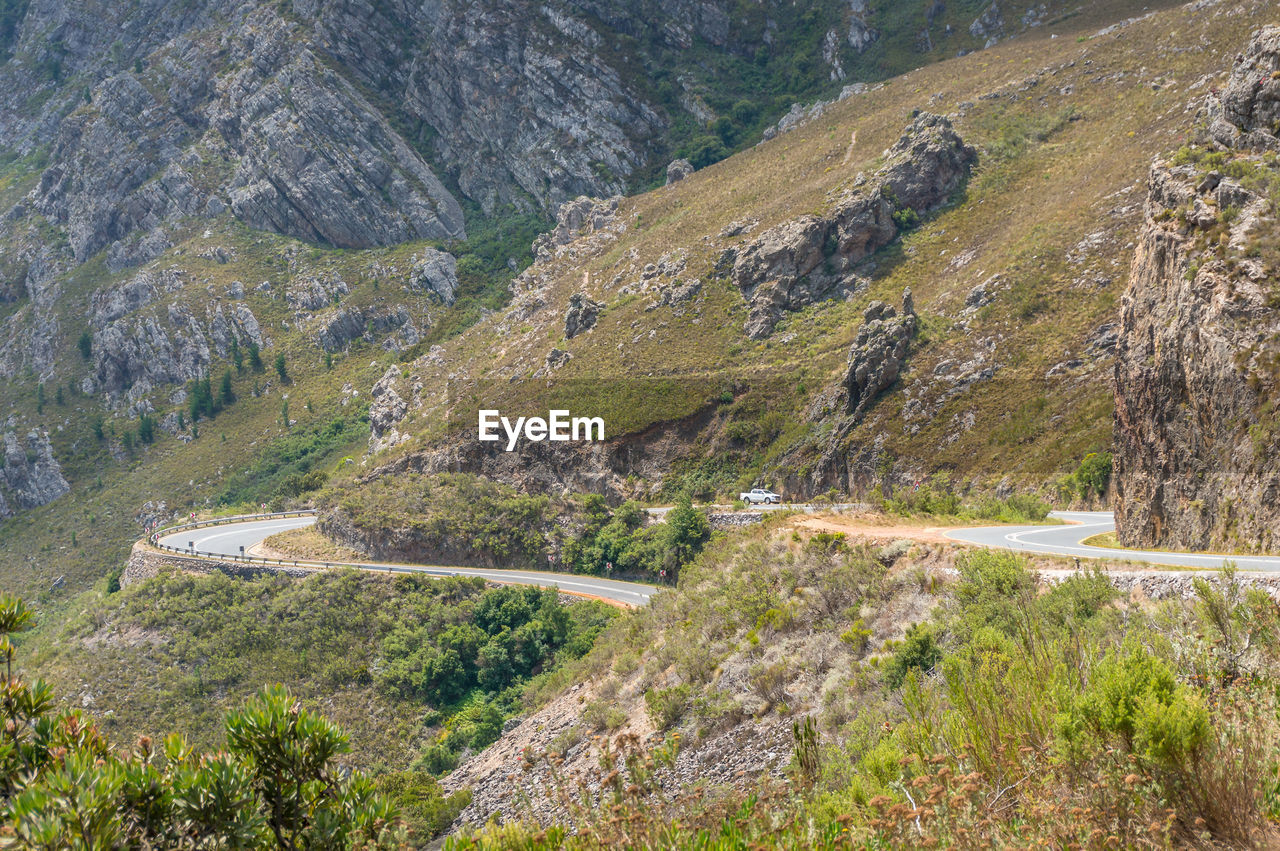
<box><xmin>946</xmin><ymin>510</ymin><xmax>1280</xmax><ymax>571</ymax></box>
<box><xmin>153</xmin><ymin>508</ymin><xmax>1280</xmax><ymax>609</ymax></box>
<box><xmin>155</xmin><ymin>515</ymin><xmax>659</xmax><ymax>608</ymax></box>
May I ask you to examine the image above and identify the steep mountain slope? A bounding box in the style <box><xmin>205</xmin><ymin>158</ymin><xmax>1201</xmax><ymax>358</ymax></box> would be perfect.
<box><xmin>0</xmin><ymin>0</ymin><xmax>1195</xmax><ymax>601</ymax></box>
<box><xmin>350</xmin><ymin>0</ymin><xmax>1266</xmax><ymax>508</ymax></box>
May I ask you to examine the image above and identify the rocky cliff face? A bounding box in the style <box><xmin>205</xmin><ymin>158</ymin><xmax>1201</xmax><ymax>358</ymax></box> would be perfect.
<box><xmin>2</xmin><ymin>0</ymin><xmax>926</xmax><ymax>274</ymax></box>
<box><xmin>1114</xmin><ymin>26</ymin><xmax>1280</xmax><ymax>552</ymax></box>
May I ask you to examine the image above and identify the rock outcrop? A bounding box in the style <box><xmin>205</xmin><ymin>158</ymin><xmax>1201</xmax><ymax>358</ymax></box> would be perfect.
<box><xmin>1208</xmin><ymin>25</ymin><xmax>1280</xmax><ymax>151</ymax></box>
<box><xmin>91</xmin><ymin>299</ymin><xmax>265</xmax><ymax>404</ymax></box>
<box><xmin>665</xmin><ymin>158</ymin><xmax>694</xmax><ymax>184</ymax></box>
<box><xmin>30</xmin><ymin>5</ymin><xmax>466</xmax><ymax>265</ymax></box>
<box><xmin>844</xmin><ymin>293</ymin><xmax>917</xmax><ymax>421</ymax></box>
<box><xmin>6</xmin><ymin>0</ymin><xmax>893</xmax><ymax>266</ymax></box>
<box><xmin>563</xmin><ymin>292</ymin><xmax>602</xmax><ymax>339</ymax></box>
<box><xmin>0</xmin><ymin>430</ymin><xmax>70</xmax><ymax>517</ymax></box>
<box><xmin>315</xmin><ymin>305</ymin><xmax>416</xmax><ymax>353</ymax></box>
<box><xmin>535</xmin><ymin>196</ymin><xmax>622</xmax><ymax>260</ymax></box>
<box><xmin>407</xmin><ymin>250</ymin><xmax>459</xmax><ymax>305</ymax></box>
<box><xmin>211</xmin><ymin>15</ymin><xmax>466</xmax><ymax>249</ymax></box>
<box><xmin>1114</xmin><ymin>27</ymin><xmax>1280</xmax><ymax>551</ymax></box>
<box><xmin>368</xmin><ymin>365</ymin><xmax>415</xmax><ymax>453</ymax></box>
<box><xmin>729</xmin><ymin>113</ymin><xmax>974</xmax><ymax>338</ymax></box>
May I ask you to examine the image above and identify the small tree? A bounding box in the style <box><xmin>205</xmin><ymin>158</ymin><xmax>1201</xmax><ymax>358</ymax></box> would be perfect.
<box><xmin>248</xmin><ymin>342</ymin><xmax>263</xmax><ymax>372</ymax></box>
<box><xmin>138</xmin><ymin>412</ymin><xmax>155</xmax><ymax>444</ymax></box>
<box><xmin>659</xmin><ymin>493</ymin><xmax>711</xmax><ymax>579</ymax></box>
<box><xmin>77</xmin><ymin>331</ymin><xmax>92</xmax><ymax>360</ymax></box>
<box><xmin>219</xmin><ymin>368</ymin><xmax>235</xmax><ymax>408</ymax></box>
<box><xmin>34</xmin><ymin>383</ymin><xmax>44</xmax><ymax>415</ymax></box>
<box><xmin>274</xmin><ymin>352</ymin><xmax>289</xmax><ymax>384</ymax></box>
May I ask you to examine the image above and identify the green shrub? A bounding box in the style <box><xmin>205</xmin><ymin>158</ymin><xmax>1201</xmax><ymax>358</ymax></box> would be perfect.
<box><xmin>884</xmin><ymin>622</ymin><xmax>942</xmax><ymax>689</ymax></box>
<box><xmin>644</xmin><ymin>685</ymin><xmax>692</xmax><ymax>731</ymax></box>
<box><xmin>0</xmin><ymin>594</ymin><xmax>404</xmax><ymax>846</ymax></box>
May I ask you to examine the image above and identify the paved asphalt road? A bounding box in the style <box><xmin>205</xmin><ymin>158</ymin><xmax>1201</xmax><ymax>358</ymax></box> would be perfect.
<box><xmin>156</xmin><ymin>516</ymin><xmax>659</xmax><ymax>608</ymax></box>
<box><xmin>157</xmin><ymin>508</ymin><xmax>1280</xmax><ymax>607</ymax></box>
<box><xmin>946</xmin><ymin>510</ymin><xmax>1280</xmax><ymax>571</ymax></box>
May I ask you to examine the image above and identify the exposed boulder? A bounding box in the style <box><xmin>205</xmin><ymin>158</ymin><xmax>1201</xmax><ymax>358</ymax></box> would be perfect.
<box><xmin>545</xmin><ymin>348</ymin><xmax>571</xmax><ymax>370</ymax></box>
<box><xmin>843</xmin><ymin>291</ymin><xmax>917</xmax><ymax>421</ymax></box>
<box><xmin>0</xmin><ymin>430</ymin><xmax>70</xmax><ymax>516</ymax></box>
<box><xmin>407</xmin><ymin>250</ymin><xmax>459</xmax><ymax>305</ymax></box>
<box><xmin>564</xmin><ymin>292</ymin><xmax>602</xmax><ymax>339</ymax></box>
<box><xmin>733</xmin><ymin>113</ymin><xmax>974</xmax><ymax>338</ymax></box>
<box><xmin>666</xmin><ymin>158</ymin><xmax>694</xmax><ymax>184</ymax></box>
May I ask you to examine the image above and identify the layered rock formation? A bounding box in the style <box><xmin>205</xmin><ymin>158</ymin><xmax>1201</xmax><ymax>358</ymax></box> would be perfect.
<box><xmin>727</xmin><ymin>113</ymin><xmax>974</xmax><ymax>338</ymax></box>
<box><xmin>1114</xmin><ymin>26</ymin><xmax>1280</xmax><ymax>551</ymax></box>
<box><xmin>4</xmin><ymin>0</ymin><xmax>911</xmax><ymax>276</ymax></box>
<box><xmin>1208</xmin><ymin>26</ymin><xmax>1280</xmax><ymax>152</ymax></box>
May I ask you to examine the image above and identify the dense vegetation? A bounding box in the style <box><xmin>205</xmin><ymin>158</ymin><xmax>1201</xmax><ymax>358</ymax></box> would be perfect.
<box><xmin>450</xmin><ymin>522</ymin><xmax>1280</xmax><ymax>849</ymax></box>
<box><xmin>562</xmin><ymin>494</ymin><xmax>710</xmax><ymax>580</ymax></box>
<box><xmin>379</xmin><ymin>583</ymin><xmax>615</xmax><ymax>776</ymax></box>
<box><xmin>25</xmin><ymin>569</ymin><xmax>616</xmax><ymax>840</ymax></box>
<box><xmin>0</xmin><ymin>594</ymin><xmax>404</xmax><ymax>847</ymax></box>
<box><xmin>318</xmin><ymin>473</ymin><xmax>711</xmax><ymax>581</ymax></box>
<box><xmin>875</xmin><ymin>471</ymin><xmax>1053</xmax><ymax>522</ymax></box>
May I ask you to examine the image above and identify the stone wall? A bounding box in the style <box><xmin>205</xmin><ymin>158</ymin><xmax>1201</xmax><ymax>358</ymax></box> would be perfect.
<box><xmin>122</xmin><ymin>542</ymin><xmax>314</xmax><ymax>587</ymax></box>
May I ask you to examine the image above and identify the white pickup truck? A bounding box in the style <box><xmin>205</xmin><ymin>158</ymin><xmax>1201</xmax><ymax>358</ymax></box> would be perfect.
<box><xmin>740</xmin><ymin>487</ymin><xmax>781</xmax><ymax>505</ymax></box>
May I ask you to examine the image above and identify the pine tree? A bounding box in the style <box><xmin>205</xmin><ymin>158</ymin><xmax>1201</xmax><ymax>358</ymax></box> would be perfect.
<box><xmin>219</xmin><ymin>368</ymin><xmax>235</xmax><ymax>408</ymax></box>
<box><xmin>138</xmin><ymin>412</ymin><xmax>155</xmax><ymax>444</ymax></box>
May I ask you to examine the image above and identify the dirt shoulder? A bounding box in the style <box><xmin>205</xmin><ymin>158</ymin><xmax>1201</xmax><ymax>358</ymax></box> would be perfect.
<box><xmin>792</xmin><ymin>512</ymin><xmax>963</xmax><ymax>546</ymax></box>
<box><xmin>252</xmin><ymin>527</ymin><xmax>365</xmax><ymax>563</ymax></box>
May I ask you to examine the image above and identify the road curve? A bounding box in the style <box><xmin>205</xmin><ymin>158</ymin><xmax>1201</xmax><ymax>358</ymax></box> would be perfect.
<box><xmin>155</xmin><ymin>516</ymin><xmax>660</xmax><ymax>608</ymax></box>
<box><xmin>946</xmin><ymin>510</ymin><xmax>1280</xmax><ymax>571</ymax></box>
